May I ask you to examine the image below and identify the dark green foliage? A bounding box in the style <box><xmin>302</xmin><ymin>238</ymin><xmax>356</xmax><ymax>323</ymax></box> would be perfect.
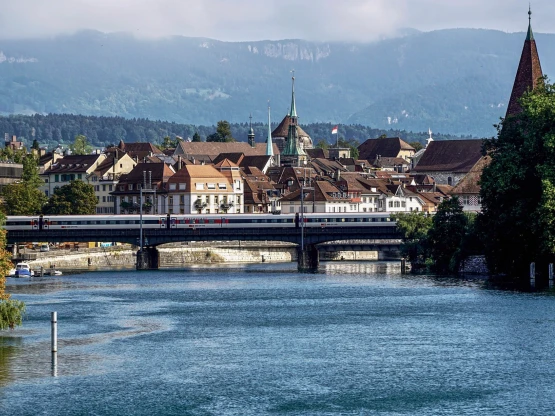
<box><xmin>409</xmin><ymin>141</ymin><xmax>424</xmax><ymax>151</ymax></box>
<box><xmin>478</xmin><ymin>80</ymin><xmax>555</xmax><ymax>280</ymax></box>
<box><xmin>0</xmin><ymin>114</ymin><xmax>472</xmax><ymax>151</ymax></box>
<box><xmin>192</xmin><ymin>132</ymin><xmax>202</xmax><ymax>142</ymax></box>
<box><xmin>43</xmin><ymin>180</ymin><xmax>97</xmax><ymax>215</ymax></box>
<box><xmin>427</xmin><ymin>198</ymin><xmax>468</xmax><ymax>274</ymax></box>
<box><xmin>2</xmin><ymin>154</ymin><xmax>46</xmax><ymax>215</ymax></box>
<box><xmin>207</xmin><ymin>121</ymin><xmax>235</xmax><ymax>142</ymax></box>
<box><xmin>392</xmin><ymin>212</ymin><xmax>433</xmax><ymax>267</ymax></box>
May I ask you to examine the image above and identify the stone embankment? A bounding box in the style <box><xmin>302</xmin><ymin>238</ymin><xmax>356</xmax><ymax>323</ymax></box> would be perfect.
<box><xmin>23</xmin><ymin>242</ymin><xmax>297</xmax><ymax>270</ymax></box>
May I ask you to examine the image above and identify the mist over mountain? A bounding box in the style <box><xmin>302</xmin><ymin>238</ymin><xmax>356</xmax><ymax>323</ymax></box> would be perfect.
<box><xmin>0</xmin><ymin>28</ymin><xmax>553</xmax><ymax>138</ymax></box>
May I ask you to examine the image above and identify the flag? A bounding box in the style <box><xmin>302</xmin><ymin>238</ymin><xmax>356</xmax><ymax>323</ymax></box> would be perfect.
<box><xmin>331</xmin><ymin>125</ymin><xmax>338</xmax><ymax>134</ymax></box>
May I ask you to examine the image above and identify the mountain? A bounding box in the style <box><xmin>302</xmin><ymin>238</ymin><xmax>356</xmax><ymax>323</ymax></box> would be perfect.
<box><xmin>0</xmin><ymin>29</ymin><xmax>553</xmax><ymax>137</ymax></box>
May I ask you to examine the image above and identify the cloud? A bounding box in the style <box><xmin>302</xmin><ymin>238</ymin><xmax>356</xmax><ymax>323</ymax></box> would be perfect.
<box><xmin>0</xmin><ymin>0</ymin><xmax>553</xmax><ymax>41</ymax></box>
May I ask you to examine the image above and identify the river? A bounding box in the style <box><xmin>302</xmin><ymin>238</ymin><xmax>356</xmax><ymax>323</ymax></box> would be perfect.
<box><xmin>0</xmin><ymin>262</ymin><xmax>554</xmax><ymax>415</ymax></box>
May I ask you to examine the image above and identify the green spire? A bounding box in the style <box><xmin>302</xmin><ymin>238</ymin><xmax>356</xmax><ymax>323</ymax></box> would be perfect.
<box><xmin>527</xmin><ymin>5</ymin><xmax>534</xmax><ymax>41</ymax></box>
<box><xmin>289</xmin><ymin>73</ymin><xmax>297</xmax><ymax>118</ymax></box>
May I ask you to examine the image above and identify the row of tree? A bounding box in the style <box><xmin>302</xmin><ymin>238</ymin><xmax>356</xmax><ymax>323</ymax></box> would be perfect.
<box><xmin>396</xmin><ymin>78</ymin><xmax>555</xmax><ymax>286</ymax></box>
<box><xmin>0</xmin><ymin>114</ymin><xmax>473</xmax><ymax>151</ymax></box>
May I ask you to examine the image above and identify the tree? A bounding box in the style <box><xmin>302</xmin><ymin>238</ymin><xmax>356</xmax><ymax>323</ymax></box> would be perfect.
<box><xmin>392</xmin><ymin>212</ymin><xmax>433</xmax><ymax>267</ymax></box>
<box><xmin>207</xmin><ymin>120</ymin><xmax>235</xmax><ymax>142</ymax></box>
<box><xmin>409</xmin><ymin>141</ymin><xmax>424</xmax><ymax>151</ymax></box>
<box><xmin>192</xmin><ymin>132</ymin><xmax>202</xmax><ymax>142</ymax></box>
<box><xmin>478</xmin><ymin>79</ymin><xmax>555</xmax><ymax>281</ymax></box>
<box><xmin>315</xmin><ymin>139</ymin><xmax>329</xmax><ymax>150</ymax></box>
<box><xmin>427</xmin><ymin>197</ymin><xmax>468</xmax><ymax>274</ymax></box>
<box><xmin>43</xmin><ymin>180</ymin><xmax>97</xmax><ymax>215</ymax></box>
<box><xmin>31</xmin><ymin>139</ymin><xmax>40</xmax><ymax>150</ymax></box>
<box><xmin>69</xmin><ymin>135</ymin><xmax>92</xmax><ymax>155</ymax></box>
<box><xmin>336</xmin><ymin>137</ymin><xmax>360</xmax><ymax>159</ymax></box>
<box><xmin>2</xmin><ymin>154</ymin><xmax>46</xmax><ymax>215</ymax></box>
<box><xmin>0</xmin><ymin>213</ymin><xmax>25</xmax><ymax>330</ymax></box>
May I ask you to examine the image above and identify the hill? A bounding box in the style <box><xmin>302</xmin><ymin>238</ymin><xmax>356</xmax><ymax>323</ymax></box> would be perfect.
<box><xmin>0</xmin><ymin>29</ymin><xmax>553</xmax><ymax>137</ymax></box>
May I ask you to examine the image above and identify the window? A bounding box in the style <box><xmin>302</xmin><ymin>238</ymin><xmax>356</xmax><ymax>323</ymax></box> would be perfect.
<box><xmin>109</xmin><ymin>185</ymin><xmax>113</xmax><ymax>191</ymax></box>
<box><xmin>401</xmin><ymin>201</ymin><xmax>406</xmax><ymax>207</ymax></box>
<box><xmin>95</xmin><ymin>185</ymin><xmax>100</xmax><ymax>192</ymax></box>
<box><xmin>207</xmin><ymin>183</ymin><xmax>216</xmax><ymax>190</ymax></box>
<box><xmin>179</xmin><ymin>183</ymin><xmax>186</xmax><ymax>190</ymax></box>
<box><xmin>55</xmin><ymin>174</ymin><xmax>59</xmax><ymax>182</ymax></box>
<box><xmin>92</xmin><ymin>176</ymin><xmax>97</xmax><ymax>182</ymax></box>
<box><xmin>394</xmin><ymin>201</ymin><xmax>400</xmax><ymax>208</ymax></box>
<box><xmin>169</xmin><ymin>183</ymin><xmax>177</xmax><ymax>190</ymax></box>
<box><xmin>289</xmin><ymin>206</ymin><xmax>294</xmax><ymax>213</ymax></box>
<box><xmin>447</xmin><ymin>177</ymin><xmax>453</xmax><ymax>186</ymax></box>
<box><xmin>44</xmin><ymin>178</ymin><xmax>49</xmax><ymax>183</ymax></box>
<box><xmin>218</xmin><ymin>183</ymin><xmax>227</xmax><ymax>189</ymax></box>
<box><xmin>388</xmin><ymin>201</ymin><xmax>393</xmax><ymax>208</ymax></box>
<box><xmin>103</xmin><ymin>185</ymin><xmax>106</xmax><ymax>191</ymax></box>
<box><xmin>78</xmin><ymin>174</ymin><xmax>82</xmax><ymax>180</ymax></box>
<box><xmin>128</xmin><ymin>184</ymin><xmax>134</xmax><ymax>190</ymax></box>
<box><xmin>196</xmin><ymin>183</ymin><xmax>204</xmax><ymax>190</ymax></box>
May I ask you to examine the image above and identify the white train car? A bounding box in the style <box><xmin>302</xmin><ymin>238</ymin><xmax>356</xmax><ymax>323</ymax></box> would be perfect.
<box><xmin>43</xmin><ymin>215</ymin><xmax>168</xmax><ymax>230</ymax></box>
<box><xmin>4</xmin><ymin>216</ymin><xmax>40</xmax><ymax>230</ymax></box>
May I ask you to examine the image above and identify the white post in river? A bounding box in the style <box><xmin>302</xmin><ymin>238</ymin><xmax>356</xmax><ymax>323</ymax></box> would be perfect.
<box><xmin>51</xmin><ymin>311</ymin><xmax>57</xmax><ymax>353</ymax></box>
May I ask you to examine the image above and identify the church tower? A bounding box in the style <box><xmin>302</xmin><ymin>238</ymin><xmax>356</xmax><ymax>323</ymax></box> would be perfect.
<box><xmin>506</xmin><ymin>7</ymin><xmax>543</xmax><ymax>118</ymax></box>
<box><xmin>247</xmin><ymin>114</ymin><xmax>255</xmax><ymax>148</ymax></box>
<box><xmin>281</xmin><ymin>74</ymin><xmax>307</xmax><ymax>166</ymax></box>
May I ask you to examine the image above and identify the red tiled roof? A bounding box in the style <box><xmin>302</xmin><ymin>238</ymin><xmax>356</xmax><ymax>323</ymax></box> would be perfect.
<box><xmin>357</xmin><ymin>137</ymin><xmax>415</xmax><ymax>161</ymax></box>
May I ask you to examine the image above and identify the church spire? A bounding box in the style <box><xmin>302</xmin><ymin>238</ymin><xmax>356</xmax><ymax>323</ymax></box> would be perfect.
<box><xmin>289</xmin><ymin>71</ymin><xmax>297</xmax><ymax>119</ymax></box>
<box><xmin>248</xmin><ymin>113</ymin><xmax>255</xmax><ymax>147</ymax></box>
<box><xmin>506</xmin><ymin>6</ymin><xmax>543</xmax><ymax>118</ymax></box>
<box><xmin>526</xmin><ymin>5</ymin><xmax>534</xmax><ymax>41</ymax></box>
<box><xmin>266</xmin><ymin>102</ymin><xmax>274</xmax><ymax>157</ymax></box>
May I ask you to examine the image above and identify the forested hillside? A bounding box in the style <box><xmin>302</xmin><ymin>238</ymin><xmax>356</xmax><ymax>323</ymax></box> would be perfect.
<box><xmin>0</xmin><ymin>29</ymin><xmax>553</xmax><ymax>137</ymax></box>
<box><xmin>0</xmin><ymin>114</ymin><xmax>472</xmax><ymax>150</ymax></box>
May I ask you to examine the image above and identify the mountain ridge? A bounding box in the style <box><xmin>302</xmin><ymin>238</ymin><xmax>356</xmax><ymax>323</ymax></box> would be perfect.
<box><xmin>0</xmin><ymin>28</ymin><xmax>553</xmax><ymax>137</ymax></box>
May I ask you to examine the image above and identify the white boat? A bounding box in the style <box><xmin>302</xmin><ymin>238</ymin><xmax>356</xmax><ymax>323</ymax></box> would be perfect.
<box><xmin>14</xmin><ymin>263</ymin><xmax>34</xmax><ymax>278</ymax></box>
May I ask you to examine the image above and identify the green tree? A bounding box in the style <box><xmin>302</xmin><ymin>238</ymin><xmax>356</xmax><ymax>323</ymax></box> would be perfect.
<box><xmin>207</xmin><ymin>120</ymin><xmax>235</xmax><ymax>142</ymax></box>
<box><xmin>31</xmin><ymin>139</ymin><xmax>40</xmax><ymax>150</ymax></box>
<box><xmin>479</xmin><ymin>79</ymin><xmax>555</xmax><ymax>280</ymax></box>
<box><xmin>392</xmin><ymin>212</ymin><xmax>433</xmax><ymax>267</ymax></box>
<box><xmin>0</xmin><ymin>213</ymin><xmax>25</xmax><ymax>330</ymax></box>
<box><xmin>337</xmin><ymin>137</ymin><xmax>360</xmax><ymax>159</ymax></box>
<box><xmin>69</xmin><ymin>134</ymin><xmax>92</xmax><ymax>155</ymax></box>
<box><xmin>315</xmin><ymin>139</ymin><xmax>329</xmax><ymax>150</ymax></box>
<box><xmin>2</xmin><ymin>155</ymin><xmax>46</xmax><ymax>215</ymax></box>
<box><xmin>428</xmin><ymin>197</ymin><xmax>468</xmax><ymax>274</ymax></box>
<box><xmin>192</xmin><ymin>132</ymin><xmax>202</xmax><ymax>142</ymax></box>
<box><xmin>409</xmin><ymin>141</ymin><xmax>424</xmax><ymax>151</ymax></box>
<box><xmin>43</xmin><ymin>180</ymin><xmax>97</xmax><ymax>215</ymax></box>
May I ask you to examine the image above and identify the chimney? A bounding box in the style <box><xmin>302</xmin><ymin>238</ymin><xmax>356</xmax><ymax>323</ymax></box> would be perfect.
<box><xmin>177</xmin><ymin>156</ymin><xmax>182</xmax><ymax>171</ymax></box>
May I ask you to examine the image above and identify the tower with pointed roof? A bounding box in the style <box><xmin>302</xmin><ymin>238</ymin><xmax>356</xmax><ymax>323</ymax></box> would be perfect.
<box><xmin>247</xmin><ymin>114</ymin><xmax>255</xmax><ymax>148</ymax></box>
<box><xmin>265</xmin><ymin>102</ymin><xmax>276</xmax><ymax>166</ymax></box>
<box><xmin>281</xmin><ymin>74</ymin><xmax>307</xmax><ymax>167</ymax></box>
<box><xmin>506</xmin><ymin>7</ymin><xmax>543</xmax><ymax>118</ymax></box>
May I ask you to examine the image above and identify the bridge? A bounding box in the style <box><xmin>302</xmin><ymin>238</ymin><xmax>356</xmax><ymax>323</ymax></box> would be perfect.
<box><xmin>7</xmin><ymin>225</ymin><xmax>401</xmax><ymax>272</ymax></box>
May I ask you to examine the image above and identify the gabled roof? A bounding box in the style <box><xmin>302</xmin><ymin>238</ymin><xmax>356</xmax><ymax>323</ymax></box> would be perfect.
<box><xmin>271</xmin><ymin>115</ymin><xmax>310</xmax><ymax>138</ymax></box>
<box><xmin>306</xmin><ymin>148</ymin><xmax>328</xmax><ymax>159</ymax></box>
<box><xmin>506</xmin><ymin>12</ymin><xmax>543</xmax><ymax>118</ymax></box>
<box><xmin>116</xmin><ymin>162</ymin><xmax>175</xmax><ymax>186</ymax></box>
<box><xmin>413</xmin><ymin>140</ymin><xmax>483</xmax><ymax>173</ymax></box>
<box><xmin>450</xmin><ymin>156</ymin><xmax>491</xmax><ymax>195</ymax></box>
<box><xmin>280</xmin><ymin>180</ymin><xmax>350</xmax><ymax>203</ymax></box>
<box><xmin>358</xmin><ymin>137</ymin><xmax>415</xmax><ymax>161</ymax></box>
<box><xmin>212</xmin><ymin>153</ymin><xmax>245</xmax><ymax>165</ymax></box>
<box><xmin>214</xmin><ymin>158</ymin><xmax>239</xmax><ymax>169</ymax></box>
<box><xmin>45</xmin><ymin>154</ymin><xmax>104</xmax><ymax>174</ymax></box>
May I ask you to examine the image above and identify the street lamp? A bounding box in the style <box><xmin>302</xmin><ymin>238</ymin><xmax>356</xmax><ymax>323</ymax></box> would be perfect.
<box><xmin>300</xmin><ymin>164</ymin><xmax>313</xmax><ymax>252</ymax></box>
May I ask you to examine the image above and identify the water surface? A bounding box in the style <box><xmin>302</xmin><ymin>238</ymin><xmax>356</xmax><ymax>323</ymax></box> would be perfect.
<box><xmin>0</xmin><ymin>262</ymin><xmax>553</xmax><ymax>415</ymax></box>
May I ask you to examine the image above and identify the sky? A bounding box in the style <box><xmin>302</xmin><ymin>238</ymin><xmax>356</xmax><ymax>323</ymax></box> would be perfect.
<box><xmin>1</xmin><ymin>0</ymin><xmax>554</xmax><ymax>41</ymax></box>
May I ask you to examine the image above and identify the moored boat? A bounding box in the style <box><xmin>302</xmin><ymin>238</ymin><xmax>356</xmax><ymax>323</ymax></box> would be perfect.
<box><xmin>14</xmin><ymin>263</ymin><xmax>34</xmax><ymax>278</ymax></box>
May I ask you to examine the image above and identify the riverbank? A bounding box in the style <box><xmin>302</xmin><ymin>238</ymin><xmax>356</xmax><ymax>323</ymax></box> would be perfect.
<box><xmin>21</xmin><ymin>242</ymin><xmax>299</xmax><ymax>271</ymax></box>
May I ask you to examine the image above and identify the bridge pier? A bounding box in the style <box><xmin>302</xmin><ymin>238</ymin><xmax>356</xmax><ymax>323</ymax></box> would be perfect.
<box><xmin>297</xmin><ymin>245</ymin><xmax>319</xmax><ymax>273</ymax></box>
<box><xmin>136</xmin><ymin>247</ymin><xmax>159</xmax><ymax>270</ymax></box>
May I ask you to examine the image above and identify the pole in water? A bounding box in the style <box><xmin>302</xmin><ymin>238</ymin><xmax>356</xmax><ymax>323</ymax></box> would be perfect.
<box><xmin>530</xmin><ymin>262</ymin><xmax>536</xmax><ymax>289</ymax></box>
<box><xmin>51</xmin><ymin>352</ymin><xmax>58</xmax><ymax>377</ymax></box>
<box><xmin>51</xmin><ymin>311</ymin><xmax>57</xmax><ymax>353</ymax></box>
<box><xmin>550</xmin><ymin>263</ymin><xmax>554</xmax><ymax>289</ymax></box>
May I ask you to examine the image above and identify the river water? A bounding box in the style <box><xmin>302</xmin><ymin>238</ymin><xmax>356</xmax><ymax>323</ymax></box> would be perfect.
<box><xmin>0</xmin><ymin>262</ymin><xmax>554</xmax><ymax>416</ymax></box>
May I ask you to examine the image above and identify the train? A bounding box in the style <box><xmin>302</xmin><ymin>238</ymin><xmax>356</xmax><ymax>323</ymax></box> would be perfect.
<box><xmin>4</xmin><ymin>213</ymin><xmax>394</xmax><ymax>231</ymax></box>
